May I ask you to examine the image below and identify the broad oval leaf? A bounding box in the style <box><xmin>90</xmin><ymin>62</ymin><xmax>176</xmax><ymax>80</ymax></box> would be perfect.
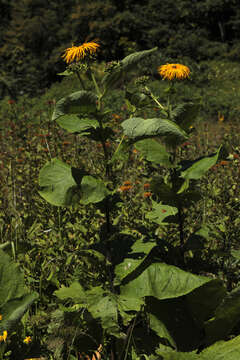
<box><xmin>135</xmin><ymin>139</ymin><xmax>172</xmax><ymax>167</ymax></box>
<box><xmin>56</xmin><ymin>114</ymin><xmax>99</xmax><ymax>133</ymax></box>
<box><xmin>52</xmin><ymin>90</ymin><xmax>98</xmax><ymax>121</ymax></box>
<box><xmin>121</xmin><ymin>262</ymin><xmax>212</xmax><ymax>300</ymax></box>
<box><xmin>121</xmin><ymin>117</ymin><xmax>188</xmax><ymax>143</ymax></box>
<box><xmin>38</xmin><ymin>158</ymin><xmax>83</xmax><ymax>206</ymax></box>
<box><xmin>80</xmin><ymin>176</ymin><xmax>110</xmax><ymax>205</ymax></box>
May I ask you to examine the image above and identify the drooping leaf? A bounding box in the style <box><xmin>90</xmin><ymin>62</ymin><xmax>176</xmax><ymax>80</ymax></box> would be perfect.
<box><xmin>121</xmin><ymin>117</ymin><xmax>188</xmax><ymax>143</ymax></box>
<box><xmin>0</xmin><ymin>250</ymin><xmax>26</xmax><ymax>307</ymax></box>
<box><xmin>180</xmin><ymin>147</ymin><xmax>221</xmax><ymax>180</ymax></box>
<box><xmin>0</xmin><ymin>250</ymin><xmax>38</xmax><ymax>332</ymax></box>
<box><xmin>149</xmin><ymin>312</ymin><xmax>177</xmax><ymax>349</ymax></box>
<box><xmin>125</xmin><ymin>91</ymin><xmax>150</xmax><ymax>108</ymax></box>
<box><xmin>204</xmin><ymin>286</ymin><xmax>240</xmax><ymax>345</ymax></box>
<box><xmin>135</xmin><ymin>139</ymin><xmax>172</xmax><ymax>167</ymax></box>
<box><xmin>102</xmin><ymin>47</ymin><xmax>158</xmax><ymax>91</ymax></box>
<box><xmin>56</xmin><ymin>114</ymin><xmax>99</xmax><ymax>133</ymax></box>
<box><xmin>52</xmin><ymin>90</ymin><xmax>98</xmax><ymax>121</ymax></box>
<box><xmin>38</xmin><ymin>158</ymin><xmax>83</xmax><ymax>206</ymax></box>
<box><xmin>80</xmin><ymin>176</ymin><xmax>109</xmax><ymax>205</ymax></box>
<box><xmin>121</xmin><ymin>263</ymin><xmax>212</xmax><ymax>300</ymax></box>
<box><xmin>0</xmin><ymin>293</ymin><xmax>39</xmax><ymax>332</ymax></box>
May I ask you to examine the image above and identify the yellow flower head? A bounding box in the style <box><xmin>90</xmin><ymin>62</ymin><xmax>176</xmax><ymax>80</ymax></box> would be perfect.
<box><xmin>158</xmin><ymin>63</ymin><xmax>190</xmax><ymax>80</ymax></box>
<box><xmin>0</xmin><ymin>314</ymin><xmax>2</xmax><ymax>321</ymax></box>
<box><xmin>62</xmin><ymin>41</ymin><xmax>100</xmax><ymax>64</ymax></box>
<box><xmin>0</xmin><ymin>330</ymin><xmax>7</xmax><ymax>342</ymax></box>
<box><xmin>23</xmin><ymin>336</ymin><xmax>32</xmax><ymax>344</ymax></box>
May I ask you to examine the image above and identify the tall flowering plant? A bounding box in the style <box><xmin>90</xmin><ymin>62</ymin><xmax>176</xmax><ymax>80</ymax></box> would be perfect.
<box><xmin>37</xmin><ymin>42</ymin><xmax>240</xmax><ymax>360</ymax></box>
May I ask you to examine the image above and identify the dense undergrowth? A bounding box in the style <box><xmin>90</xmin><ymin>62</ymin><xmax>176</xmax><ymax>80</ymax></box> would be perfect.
<box><xmin>0</xmin><ymin>53</ymin><xmax>240</xmax><ymax>359</ymax></box>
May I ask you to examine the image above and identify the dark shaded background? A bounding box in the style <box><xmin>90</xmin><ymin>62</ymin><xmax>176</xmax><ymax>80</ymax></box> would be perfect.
<box><xmin>0</xmin><ymin>0</ymin><xmax>239</xmax><ymax>97</ymax></box>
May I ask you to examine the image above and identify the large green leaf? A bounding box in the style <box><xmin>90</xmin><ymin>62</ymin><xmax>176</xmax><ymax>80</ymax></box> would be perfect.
<box><xmin>180</xmin><ymin>147</ymin><xmax>221</xmax><ymax>180</ymax></box>
<box><xmin>0</xmin><ymin>250</ymin><xmax>26</xmax><ymax>307</ymax></box>
<box><xmin>0</xmin><ymin>293</ymin><xmax>39</xmax><ymax>332</ymax></box>
<box><xmin>135</xmin><ymin>139</ymin><xmax>172</xmax><ymax>167</ymax></box>
<box><xmin>102</xmin><ymin>47</ymin><xmax>158</xmax><ymax>91</ymax></box>
<box><xmin>156</xmin><ymin>335</ymin><xmax>240</xmax><ymax>359</ymax></box>
<box><xmin>38</xmin><ymin>158</ymin><xmax>82</xmax><ymax>206</ymax></box>
<box><xmin>114</xmin><ymin>238</ymin><xmax>156</xmax><ymax>285</ymax></box>
<box><xmin>204</xmin><ymin>286</ymin><xmax>240</xmax><ymax>345</ymax></box>
<box><xmin>121</xmin><ymin>263</ymin><xmax>212</xmax><ymax>300</ymax></box>
<box><xmin>39</xmin><ymin>159</ymin><xmax>109</xmax><ymax>206</ymax></box>
<box><xmin>146</xmin><ymin>202</ymin><xmax>178</xmax><ymax>225</ymax></box>
<box><xmin>147</xmin><ymin>296</ymin><xmax>202</xmax><ymax>352</ymax></box>
<box><xmin>121</xmin><ymin>117</ymin><xmax>188</xmax><ymax>143</ymax></box>
<box><xmin>186</xmin><ymin>280</ymin><xmax>226</xmax><ymax>327</ymax></box>
<box><xmin>56</xmin><ymin>114</ymin><xmax>99</xmax><ymax>133</ymax></box>
<box><xmin>52</xmin><ymin>90</ymin><xmax>98</xmax><ymax>121</ymax></box>
<box><xmin>0</xmin><ymin>250</ymin><xmax>39</xmax><ymax>332</ymax></box>
<box><xmin>80</xmin><ymin>176</ymin><xmax>109</xmax><ymax>205</ymax></box>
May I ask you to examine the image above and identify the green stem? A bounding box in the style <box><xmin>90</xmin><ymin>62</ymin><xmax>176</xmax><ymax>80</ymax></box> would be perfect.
<box><xmin>76</xmin><ymin>71</ymin><xmax>85</xmax><ymax>90</ymax></box>
<box><xmin>144</xmin><ymin>86</ymin><xmax>165</xmax><ymax>110</ymax></box>
<box><xmin>89</xmin><ymin>67</ymin><xmax>101</xmax><ymax>97</ymax></box>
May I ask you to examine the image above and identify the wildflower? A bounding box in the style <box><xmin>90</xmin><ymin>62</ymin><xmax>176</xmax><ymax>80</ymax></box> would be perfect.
<box><xmin>143</xmin><ymin>183</ymin><xmax>150</xmax><ymax>189</ymax></box>
<box><xmin>218</xmin><ymin>112</ymin><xmax>224</xmax><ymax>122</ymax></box>
<box><xmin>118</xmin><ymin>185</ymin><xmax>133</xmax><ymax>192</ymax></box>
<box><xmin>158</xmin><ymin>64</ymin><xmax>190</xmax><ymax>80</ymax></box>
<box><xmin>62</xmin><ymin>41</ymin><xmax>100</xmax><ymax>64</ymax></box>
<box><xmin>219</xmin><ymin>160</ymin><xmax>229</xmax><ymax>166</ymax></box>
<box><xmin>143</xmin><ymin>192</ymin><xmax>152</xmax><ymax>198</ymax></box>
<box><xmin>23</xmin><ymin>336</ymin><xmax>32</xmax><ymax>344</ymax></box>
<box><xmin>123</xmin><ymin>180</ymin><xmax>132</xmax><ymax>186</ymax></box>
<box><xmin>132</xmin><ymin>149</ymin><xmax>138</xmax><ymax>154</ymax></box>
<box><xmin>0</xmin><ymin>315</ymin><xmax>2</xmax><ymax>320</ymax></box>
<box><xmin>63</xmin><ymin>141</ymin><xmax>71</xmax><ymax>146</ymax></box>
<box><xmin>0</xmin><ymin>330</ymin><xmax>7</xmax><ymax>342</ymax></box>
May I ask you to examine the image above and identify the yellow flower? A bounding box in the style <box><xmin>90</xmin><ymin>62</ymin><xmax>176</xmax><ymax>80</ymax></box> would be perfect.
<box><xmin>0</xmin><ymin>330</ymin><xmax>7</xmax><ymax>342</ymax></box>
<box><xmin>62</xmin><ymin>41</ymin><xmax>100</xmax><ymax>64</ymax></box>
<box><xmin>23</xmin><ymin>336</ymin><xmax>32</xmax><ymax>344</ymax></box>
<box><xmin>158</xmin><ymin>63</ymin><xmax>190</xmax><ymax>80</ymax></box>
<box><xmin>0</xmin><ymin>314</ymin><xmax>2</xmax><ymax>321</ymax></box>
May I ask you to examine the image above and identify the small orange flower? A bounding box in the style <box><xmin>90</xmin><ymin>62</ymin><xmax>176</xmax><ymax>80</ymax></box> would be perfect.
<box><xmin>143</xmin><ymin>183</ymin><xmax>150</xmax><ymax>189</ymax></box>
<box><xmin>63</xmin><ymin>141</ymin><xmax>71</xmax><ymax>146</ymax></box>
<box><xmin>132</xmin><ymin>149</ymin><xmax>138</xmax><ymax>154</ymax></box>
<box><xmin>118</xmin><ymin>185</ymin><xmax>133</xmax><ymax>192</ymax></box>
<box><xmin>123</xmin><ymin>180</ymin><xmax>132</xmax><ymax>185</ymax></box>
<box><xmin>219</xmin><ymin>160</ymin><xmax>229</xmax><ymax>166</ymax></box>
<box><xmin>0</xmin><ymin>314</ymin><xmax>2</xmax><ymax>321</ymax></box>
<box><xmin>143</xmin><ymin>192</ymin><xmax>152</xmax><ymax>198</ymax></box>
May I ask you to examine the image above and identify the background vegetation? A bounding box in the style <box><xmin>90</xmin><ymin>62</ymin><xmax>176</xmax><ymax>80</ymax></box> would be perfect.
<box><xmin>1</xmin><ymin>0</ymin><xmax>240</xmax><ymax>96</ymax></box>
